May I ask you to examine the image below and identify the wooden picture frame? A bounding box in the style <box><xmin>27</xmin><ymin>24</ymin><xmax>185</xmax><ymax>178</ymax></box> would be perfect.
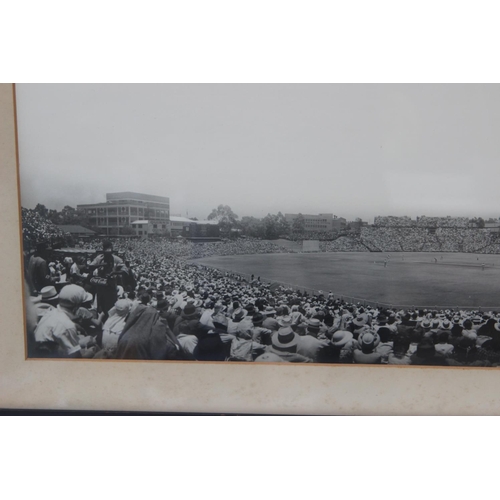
<box><xmin>2</xmin><ymin>82</ymin><xmax>500</xmax><ymax>415</ymax></box>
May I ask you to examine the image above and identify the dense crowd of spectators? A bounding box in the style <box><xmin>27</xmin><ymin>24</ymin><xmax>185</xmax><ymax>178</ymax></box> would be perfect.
<box><xmin>79</xmin><ymin>237</ymin><xmax>294</xmax><ymax>259</ymax></box>
<box><xmin>21</xmin><ymin>208</ymin><xmax>500</xmax><ymax>258</ymax></box>
<box><xmin>373</xmin><ymin>216</ymin><xmax>471</xmax><ymax>228</ymax></box>
<box><xmin>360</xmin><ymin>227</ymin><xmax>500</xmax><ymax>253</ymax></box>
<box><xmin>24</xmin><ymin>236</ymin><xmax>500</xmax><ymax>367</ymax></box>
<box><xmin>319</xmin><ymin>236</ymin><xmax>368</xmax><ymax>252</ymax></box>
<box><xmin>21</xmin><ymin>208</ymin><xmax>69</xmax><ymax>252</ymax></box>
<box><xmin>289</xmin><ymin>231</ymin><xmax>344</xmax><ymax>241</ymax></box>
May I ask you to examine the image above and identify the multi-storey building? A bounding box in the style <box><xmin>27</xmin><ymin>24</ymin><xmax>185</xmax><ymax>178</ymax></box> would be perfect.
<box><xmin>77</xmin><ymin>192</ymin><xmax>170</xmax><ymax>236</ymax></box>
<box><xmin>284</xmin><ymin>213</ymin><xmax>346</xmax><ymax>232</ymax></box>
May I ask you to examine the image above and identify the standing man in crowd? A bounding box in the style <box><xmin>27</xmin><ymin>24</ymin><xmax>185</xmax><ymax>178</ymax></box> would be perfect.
<box><xmin>89</xmin><ymin>240</ymin><xmax>125</xmax><ymax>315</ymax></box>
<box><xmin>27</xmin><ymin>243</ymin><xmax>53</xmax><ymax>294</ymax></box>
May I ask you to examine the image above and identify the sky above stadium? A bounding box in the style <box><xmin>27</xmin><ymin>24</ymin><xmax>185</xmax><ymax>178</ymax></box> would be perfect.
<box><xmin>16</xmin><ymin>83</ymin><xmax>500</xmax><ymax>222</ymax></box>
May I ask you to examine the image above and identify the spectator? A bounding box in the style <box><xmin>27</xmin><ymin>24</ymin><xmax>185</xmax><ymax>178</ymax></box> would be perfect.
<box><xmin>33</xmin><ymin>284</ymin><xmax>97</xmax><ymax>358</ymax></box>
<box><xmin>388</xmin><ymin>333</ymin><xmax>411</xmax><ymax>365</ymax></box>
<box><xmin>409</xmin><ymin>339</ymin><xmax>447</xmax><ymax>366</ymax></box>
<box><xmin>100</xmin><ymin>298</ymin><xmax>133</xmax><ymax>355</ymax></box>
<box><xmin>116</xmin><ymin>304</ymin><xmax>180</xmax><ymax>360</ymax></box>
<box><xmin>353</xmin><ymin>331</ymin><xmax>382</xmax><ymax>364</ymax></box>
<box><xmin>266</xmin><ymin>327</ymin><xmax>312</xmax><ymax>362</ymax></box>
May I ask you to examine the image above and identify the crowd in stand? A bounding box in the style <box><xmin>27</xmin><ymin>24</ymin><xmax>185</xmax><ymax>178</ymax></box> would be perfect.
<box><xmin>289</xmin><ymin>231</ymin><xmax>345</xmax><ymax>241</ymax></box>
<box><xmin>79</xmin><ymin>237</ymin><xmax>294</xmax><ymax>259</ymax></box>
<box><xmin>373</xmin><ymin>216</ymin><xmax>471</xmax><ymax>228</ymax></box>
<box><xmin>21</xmin><ymin>208</ymin><xmax>69</xmax><ymax>252</ymax></box>
<box><xmin>320</xmin><ymin>236</ymin><xmax>368</xmax><ymax>252</ymax></box>
<box><xmin>360</xmin><ymin>227</ymin><xmax>500</xmax><ymax>253</ymax></box>
<box><xmin>24</xmin><ymin>237</ymin><xmax>500</xmax><ymax>366</ymax></box>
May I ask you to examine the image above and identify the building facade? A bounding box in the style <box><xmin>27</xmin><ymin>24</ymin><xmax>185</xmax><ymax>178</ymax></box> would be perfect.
<box><xmin>284</xmin><ymin>213</ymin><xmax>346</xmax><ymax>232</ymax></box>
<box><xmin>170</xmin><ymin>216</ymin><xmax>220</xmax><ymax>240</ymax></box>
<box><xmin>77</xmin><ymin>192</ymin><xmax>170</xmax><ymax>236</ymax></box>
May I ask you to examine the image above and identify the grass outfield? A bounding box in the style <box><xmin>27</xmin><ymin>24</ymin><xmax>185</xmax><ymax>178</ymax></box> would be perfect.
<box><xmin>193</xmin><ymin>252</ymin><xmax>500</xmax><ymax>309</ymax></box>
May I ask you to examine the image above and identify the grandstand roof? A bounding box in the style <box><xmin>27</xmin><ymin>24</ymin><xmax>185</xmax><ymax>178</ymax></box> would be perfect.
<box><xmin>170</xmin><ymin>216</ymin><xmax>218</xmax><ymax>225</ymax></box>
<box><xmin>57</xmin><ymin>225</ymin><xmax>96</xmax><ymax>234</ymax></box>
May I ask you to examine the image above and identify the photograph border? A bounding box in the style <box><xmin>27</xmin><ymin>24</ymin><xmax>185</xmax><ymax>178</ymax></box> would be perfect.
<box><xmin>3</xmin><ymin>82</ymin><xmax>500</xmax><ymax>414</ymax></box>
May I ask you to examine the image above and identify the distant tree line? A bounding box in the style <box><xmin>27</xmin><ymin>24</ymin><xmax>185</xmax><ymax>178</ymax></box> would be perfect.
<box><xmin>33</xmin><ymin>203</ymin><xmax>102</xmax><ymax>233</ymax></box>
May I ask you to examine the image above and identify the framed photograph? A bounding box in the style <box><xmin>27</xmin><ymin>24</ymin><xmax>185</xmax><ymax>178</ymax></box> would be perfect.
<box><xmin>2</xmin><ymin>82</ymin><xmax>500</xmax><ymax>414</ymax></box>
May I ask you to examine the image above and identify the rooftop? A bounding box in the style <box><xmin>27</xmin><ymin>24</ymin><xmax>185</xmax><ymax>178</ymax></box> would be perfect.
<box><xmin>170</xmin><ymin>216</ymin><xmax>218</xmax><ymax>225</ymax></box>
<box><xmin>57</xmin><ymin>225</ymin><xmax>96</xmax><ymax>234</ymax></box>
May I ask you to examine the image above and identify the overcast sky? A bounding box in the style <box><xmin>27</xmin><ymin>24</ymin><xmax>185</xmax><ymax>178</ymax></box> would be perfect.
<box><xmin>16</xmin><ymin>83</ymin><xmax>500</xmax><ymax>222</ymax></box>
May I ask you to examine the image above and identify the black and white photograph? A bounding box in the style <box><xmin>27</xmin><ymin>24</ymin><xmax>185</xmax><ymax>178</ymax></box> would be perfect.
<box><xmin>16</xmin><ymin>83</ymin><xmax>500</xmax><ymax>367</ymax></box>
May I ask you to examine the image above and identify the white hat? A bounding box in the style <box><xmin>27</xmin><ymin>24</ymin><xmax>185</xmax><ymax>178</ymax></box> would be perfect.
<box><xmin>59</xmin><ymin>284</ymin><xmax>93</xmax><ymax>307</ymax></box>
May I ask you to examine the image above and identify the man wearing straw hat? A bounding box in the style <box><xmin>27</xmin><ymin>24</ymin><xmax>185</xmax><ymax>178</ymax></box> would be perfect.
<box><xmin>33</xmin><ymin>284</ymin><xmax>97</xmax><ymax>358</ymax></box>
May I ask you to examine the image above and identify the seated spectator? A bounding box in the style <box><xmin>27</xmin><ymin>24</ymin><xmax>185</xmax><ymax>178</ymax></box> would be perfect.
<box><xmin>477</xmin><ymin>318</ymin><xmax>497</xmax><ymax>338</ymax></box>
<box><xmin>266</xmin><ymin>327</ymin><xmax>312</xmax><ymax>362</ymax></box>
<box><xmin>305</xmin><ymin>318</ymin><xmax>322</xmax><ymax>338</ymax></box>
<box><xmin>116</xmin><ymin>304</ymin><xmax>180</xmax><ymax>360</ymax></box>
<box><xmin>434</xmin><ymin>330</ymin><xmax>454</xmax><ymax>357</ymax></box>
<box><xmin>100</xmin><ymin>298</ymin><xmax>133</xmax><ymax>355</ymax></box>
<box><xmin>375</xmin><ymin>327</ymin><xmax>393</xmax><ymax>363</ymax></box>
<box><xmin>194</xmin><ymin>328</ymin><xmax>227</xmax><ymax>362</ymax></box>
<box><xmin>409</xmin><ymin>339</ymin><xmax>447</xmax><ymax>366</ymax></box>
<box><xmin>450</xmin><ymin>317</ymin><xmax>463</xmax><ymax>338</ymax></box>
<box><xmin>249</xmin><ymin>313</ymin><xmax>273</xmax><ymax>345</ymax></box>
<box><xmin>330</xmin><ymin>330</ymin><xmax>355</xmax><ymax>363</ymax></box>
<box><xmin>173</xmin><ymin>303</ymin><xmax>202</xmax><ymax>359</ymax></box>
<box><xmin>353</xmin><ymin>331</ymin><xmax>382</xmax><ymax>364</ymax></box>
<box><xmin>33</xmin><ymin>284</ymin><xmax>97</xmax><ymax>358</ymax></box>
<box><xmin>388</xmin><ymin>333</ymin><xmax>411</xmax><ymax>365</ymax></box>
<box><xmin>262</xmin><ymin>307</ymin><xmax>280</xmax><ymax>331</ymax></box>
<box><xmin>32</xmin><ymin>285</ymin><xmax>59</xmax><ymax>320</ymax></box>
<box><xmin>461</xmin><ymin>320</ymin><xmax>478</xmax><ymax>341</ymax></box>
<box><xmin>447</xmin><ymin>336</ymin><xmax>500</xmax><ymax>367</ymax></box>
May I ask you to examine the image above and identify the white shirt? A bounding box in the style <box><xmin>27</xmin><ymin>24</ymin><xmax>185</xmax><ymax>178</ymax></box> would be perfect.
<box><xmin>34</xmin><ymin>306</ymin><xmax>81</xmax><ymax>356</ymax></box>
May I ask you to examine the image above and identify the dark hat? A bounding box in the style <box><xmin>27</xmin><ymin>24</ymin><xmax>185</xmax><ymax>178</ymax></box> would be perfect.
<box><xmin>463</xmin><ymin>319</ymin><xmax>473</xmax><ymax>330</ymax></box>
<box><xmin>252</xmin><ymin>313</ymin><xmax>264</xmax><ymax>325</ymax></box>
<box><xmin>307</xmin><ymin>318</ymin><xmax>321</xmax><ymax>331</ymax></box>
<box><xmin>232</xmin><ymin>308</ymin><xmax>247</xmax><ymax>321</ymax></box>
<box><xmin>156</xmin><ymin>299</ymin><xmax>169</xmax><ymax>311</ymax></box>
<box><xmin>244</xmin><ymin>303</ymin><xmax>256</xmax><ymax>314</ymax></box>
<box><xmin>182</xmin><ymin>303</ymin><xmax>198</xmax><ymax>320</ymax></box>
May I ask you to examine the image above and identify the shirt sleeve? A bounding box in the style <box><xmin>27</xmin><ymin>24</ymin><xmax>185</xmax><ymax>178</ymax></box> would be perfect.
<box><xmin>89</xmin><ymin>255</ymin><xmax>102</xmax><ymax>266</ymax></box>
<box><xmin>113</xmin><ymin>256</ymin><xmax>125</xmax><ymax>270</ymax></box>
<box><xmin>53</xmin><ymin>323</ymin><xmax>82</xmax><ymax>355</ymax></box>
